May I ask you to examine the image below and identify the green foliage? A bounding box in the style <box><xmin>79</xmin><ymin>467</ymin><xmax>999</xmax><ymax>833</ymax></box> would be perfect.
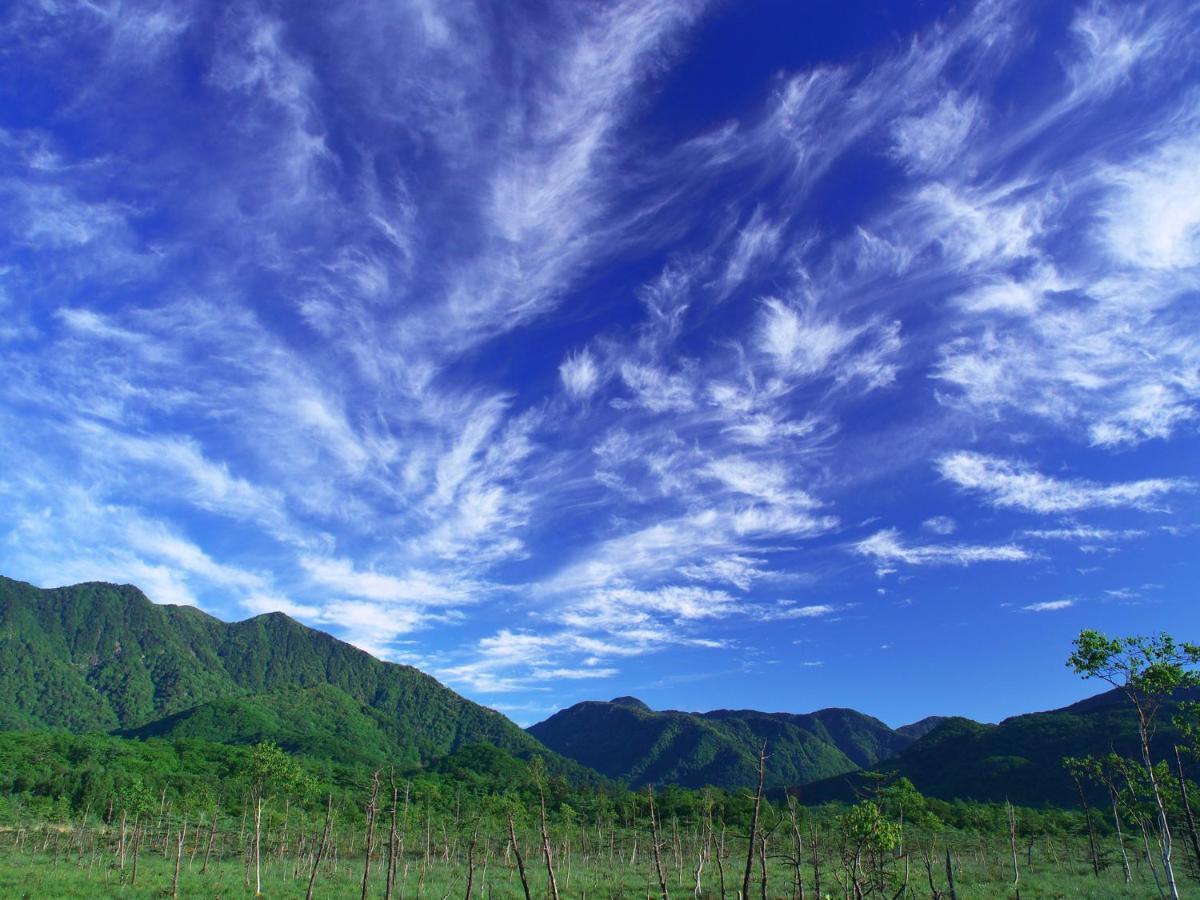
<box><xmin>247</xmin><ymin>740</ymin><xmax>308</xmax><ymax>801</ymax></box>
<box><xmin>838</xmin><ymin>800</ymin><xmax>900</xmax><ymax>855</ymax></box>
<box><xmin>1068</xmin><ymin>629</ymin><xmax>1200</xmax><ymax>704</ymax></box>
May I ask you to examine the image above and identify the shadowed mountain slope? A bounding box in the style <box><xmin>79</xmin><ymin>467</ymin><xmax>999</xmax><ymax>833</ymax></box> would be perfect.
<box><xmin>799</xmin><ymin>689</ymin><xmax>1196</xmax><ymax>807</ymax></box>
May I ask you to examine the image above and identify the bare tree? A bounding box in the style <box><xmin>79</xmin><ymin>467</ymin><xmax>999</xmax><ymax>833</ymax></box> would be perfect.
<box><xmin>306</xmin><ymin>795</ymin><xmax>333</xmax><ymax>900</ymax></box>
<box><xmin>648</xmin><ymin>785</ymin><xmax>669</xmax><ymax>900</ymax></box>
<box><xmin>508</xmin><ymin>812</ymin><xmax>533</xmax><ymax>900</ymax></box>
<box><xmin>361</xmin><ymin>770</ymin><xmax>381</xmax><ymax>900</ymax></box>
<box><xmin>1005</xmin><ymin>799</ymin><xmax>1019</xmax><ymax>897</ymax></box>
<box><xmin>742</xmin><ymin>741</ymin><xmax>768</xmax><ymax>900</ymax></box>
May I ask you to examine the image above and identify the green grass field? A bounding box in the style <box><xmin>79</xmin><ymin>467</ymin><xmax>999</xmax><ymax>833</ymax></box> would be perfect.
<box><xmin>0</xmin><ymin>828</ymin><xmax>1188</xmax><ymax>899</ymax></box>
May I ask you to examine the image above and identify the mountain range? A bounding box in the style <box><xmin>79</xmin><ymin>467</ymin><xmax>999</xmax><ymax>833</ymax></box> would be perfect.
<box><xmin>526</xmin><ymin>695</ymin><xmax>938</xmax><ymax>790</ymax></box>
<box><xmin>798</xmin><ymin>689</ymin><xmax>1194</xmax><ymax>808</ymax></box>
<box><xmin>0</xmin><ymin>574</ymin><xmax>1186</xmax><ymax>807</ymax></box>
<box><xmin>0</xmin><ymin>575</ymin><xmax>581</xmax><ymax>777</ymax></box>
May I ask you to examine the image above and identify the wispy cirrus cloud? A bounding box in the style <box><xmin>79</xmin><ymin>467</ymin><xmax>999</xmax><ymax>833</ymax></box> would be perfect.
<box><xmin>938</xmin><ymin>452</ymin><xmax>1193</xmax><ymax>514</ymax></box>
<box><xmin>854</xmin><ymin>529</ymin><xmax>1033</xmax><ymax>571</ymax></box>
<box><xmin>3</xmin><ymin>0</ymin><xmax>1199</xmax><ymax>713</ymax></box>
<box><xmin>1022</xmin><ymin>599</ymin><xmax>1075</xmax><ymax>613</ymax></box>
<box><xmin>1022</xmin><ymin>526</ymin><xmax>1147</xmax><ymax>542</ymax></box>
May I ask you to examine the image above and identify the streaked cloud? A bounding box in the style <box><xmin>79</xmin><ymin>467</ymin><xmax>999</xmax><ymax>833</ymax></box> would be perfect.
<box><xmin>939</xmin><ymin>452</ymin><xmax>1192</xmax><ymax>514</ymax></box>
<box><xmin>855</xmin><ymin>529</ymin><xmax>1033</xmax><ymax>570</ymax></box>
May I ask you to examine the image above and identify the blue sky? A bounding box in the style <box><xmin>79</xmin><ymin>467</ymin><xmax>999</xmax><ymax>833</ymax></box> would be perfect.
<box><xmin>1</xmin><ymin>0</ymin><xmax>1198</xmax><ymax>728</ymax></box>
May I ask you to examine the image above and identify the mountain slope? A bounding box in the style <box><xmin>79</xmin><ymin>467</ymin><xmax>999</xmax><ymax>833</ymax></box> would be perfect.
<box><xmin>0</xmin><ymin>576</ymin><xmax>555</xmax><ymax>769</ymax></box>
<box><xmin>799</xmin><ymin>690</ymin><xmax>1193</xmax><ymax>808</ymax></box>
<box><xmin>118</xmin><ymin>683</ymin><xmax>420</xmax><ymax>767</ymax></box>
<box><xmin>527</xmin><ymin>697</ymin><xmax>914</xmax><ymax>790</ymax></box>
<box><xmin>895</xmin><ymin>716</ymin><xmax>951</xmax><ymax>740</ymax></box>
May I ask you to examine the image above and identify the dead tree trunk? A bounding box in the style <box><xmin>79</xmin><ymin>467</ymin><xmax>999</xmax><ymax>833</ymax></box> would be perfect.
<box><xmin>1071</xmin><ymin>773</ymin><xmax>1102</xmax><ymax>876</ymax></box>
<box><xmin>539</xmin><ymin>787</ymin><xmax>561</xmax><ymax>900</ymax></box>
<box><xmin>361</xmin><ymin>770</ymin><xmax>381</xmax><ymax>900</ymax></box>
<box><xmin>464</xmin><ymin>820</ymin><xmax>480</xmax><ymax>899</ymax></box>
<box><xmin>1006</xmin><ymin>799</ymin><xmax>1020</xmax><ymax>895</ymax></box>
<box><xmin>305</xmin><ymin>795</ymin><xmax>333</xmax><ymax>900</ymax></box>
<box><xmin>648</xmin><ymin>786</ymin><xmax>669</xmax><ymax>900</ymax></box>
<box><xmin>202</xmin><ymin>814</ymin><xmax>218</xmax><ymax>874</ymax></box>
<box><xmin>1106</xmin><ymin>782</ymin><xmax>1133</xmax><ymax>884</ymax></box>
<box><xmin>508</xmin><ymin>813</ymin><xmax>533</xmax><ymax>900</ymax></box>
<box><xmin>1174</xmin><ymin>746</ymin><xmax>1200</xmax><ymax>880</ymax></box>
<box><xmin>385</xmin><ymin>774</ymin><xmax>398</xmax><ymax>900</ymax></box>
<box><xmin>742</xmin><ymin>741</ymin><xmax>767</xmax><ymax>900</ymax></box>
<box><xmin>117</xmin><ymin>810</ymin><xmax>128</xmax><ymax>870</ymax></box>
<box><xmin>171</xmin><ymin>821</ymin><xmax>186</xmax><ymax>899</ymax></box>
<box><xmin>944</xmin><ymin>848</ymin><xmax>957</xmax><ymax>900</ymax></box>
<box><xmin>715</xmin><ymin>823</ymin><xmax>727</xmax><ymax>899</ymax></box>
<box><xmin>787</xmin><ymin>796</ymin><xmax>806</xmax><ymax>900</ymax></box>
<box><xmin>757</xmin><ymin>829</ymin><xmax>769</xmax><ymax>900</ymax></box>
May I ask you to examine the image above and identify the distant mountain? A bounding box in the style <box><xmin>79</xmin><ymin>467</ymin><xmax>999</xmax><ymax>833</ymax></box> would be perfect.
<box><xmin>0</xmin><ymin>576</ymin><xmax>585</xmax><ymax>776</ymax></box>
<box><xmin>799</xmin><ymin>689</ymin><xmax>1195</xmax><ymax>808</ymax></box>
<box><xmin>527</xmin><ymin>696</ymin><xmax>914</xmax><ymax>790</ymax></box>
<box><xmin>896</xmin><ymin>716</ymin><xmax>952</xmax><ymax>740</ymax></box>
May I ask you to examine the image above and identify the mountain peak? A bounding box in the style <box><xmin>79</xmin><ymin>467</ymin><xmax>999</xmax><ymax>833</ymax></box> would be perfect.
<box><xmin>609</xmin><ymin>696</ymin><xmax>651</xmax><ymax>711</ymax></box>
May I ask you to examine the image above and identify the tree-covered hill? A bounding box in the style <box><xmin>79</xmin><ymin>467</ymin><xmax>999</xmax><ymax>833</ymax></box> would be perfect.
<box><xmin>895</xmin><ymin>715</ymin><xmax>951</xmax><ymax>740</ymax></box>
<box><xmin>118</xmin><ymin>683</ymin><xmax>422</xmax><ymax>768</ymax></box>
<box><xmin>527</xmin><ymin>696</ymin><xmax>914</xmax><ymax>790</ymax></box>
<box><xmin>0</xmin><ymin>575</ymin><xmax>573</xmax><ymax>772</ymax></box>
<box><xmin>798</xmin><ymin>689</ymin><xmax>1195</xmax><ymax>808</ymax></box>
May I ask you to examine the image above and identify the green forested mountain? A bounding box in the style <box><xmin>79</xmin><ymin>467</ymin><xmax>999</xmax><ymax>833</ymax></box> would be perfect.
<box><xmin>527</xmin><ymin>696</ymin><xmax>914</xmax><ymax>790</ymax></box>
<box><xmin>895</xmin><ymin>715</ymin><xmax>951</xmax><ymax>740</ymax></box>
<box><xmin>118</xmin><ymin>683</ymin><xmax>424</xmax><ymax>768</ymax></box>
<box><xmin>799</xmin><ymin>689</ymin><xmax>1194</xmax><ymax>808</ymax></box>
<box><xmin>0</xmin><ymin>576</ymin><xmax>565</xmax><ymax>770</ymax></box>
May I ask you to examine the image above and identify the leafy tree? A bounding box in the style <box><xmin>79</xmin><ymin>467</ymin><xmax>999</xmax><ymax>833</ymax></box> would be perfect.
<box><xmin>247</xmin><ymin>740</ymin><xmax>307</xmax><ymax>896</ymax></box>
<box><xmin>837</xmin><ymin>800</ymin><xmax>901</xmax><ymax>896</ymax></box>
<box><xmin>1068</xmin><ymin>630</ymin><xmax>1200</xmax><ymax>899</ymax></box>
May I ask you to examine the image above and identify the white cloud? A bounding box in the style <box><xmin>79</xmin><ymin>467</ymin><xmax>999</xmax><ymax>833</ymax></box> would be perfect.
<box><xmin>540</xmin><ymin>505</ymin><xmax>835</xmax><ymax>597</ymax></box>
<box><xmin>1022</xmin><ymin>599</ymin><xmax>1074</xmax><ymax>612</ymax></box>
<box><xmin>241</xmin><ymin>593</ymin><xmax>321</xmax><ymax>619</ymax></box>
<box><xmin>618</xmin><ymin>362</ymin><xmax>697</xmax><ymax>413</ymax></box>
<box><xmin>757</xmin><ymin>298</ymin><xmax>859</xmax><ymax>379</ymax></box>
<box><xmin>892</xmin><ymin>91</ymin><xmax>979</xmax><ymax>173</ymax></box>
<box><xmin>939</xmin><ymin>451</ymin><xmax>1192</xmax><ymax>513</ymax></box>
<box><xmin>557</xmin><ymin>585</ymin><xmax>738</xmax><ymax>631</ymax></box>
<box><xmin>1101</xmin><ymin>135</ymin><xmax>1200</xmax><ymax>271</ymax></box>
<box><xmin>318</xmin><ymin>599</ymin><xmax>434</xmax><ymax>658</ymax></box>
<box><xmin>436</xmin><ymin>628</ymin><xmax>642</xmax><ymax>694</ymax></box>
<box><xmin>855</xmin><ymin>528</ymin><xmax>1032</xmax><ymax>569</ymax></box>
<box><xmin>676</xmin><ymin>554</ymin><xmax>770</xmax><ymax>591</ymax></box>
<box><xmin>1022</xmin><ymin>526</ymin><xmax>1146</xmax><ymax>541</ymax></box>
<box><xmin>300</xmin><ymin>555</ymin><xmax>476</xmax><ymax>607</ymax></box>
<box><xmin>922</xmin><ymin>516</ymin><xmax>956</xmax><ymax>535</ymax></box>
<box><xmin>560</xmin><ymin>349</ymin><xmax>601</xmax><ymax>399</ymax></box>
<box><xmin>718</xmin><ymin>206</ymin><xmax>783</xmax><ymax>296</ymax></box>
<box><xmin>756</xmin><ymin>602</ymin><xmax>837</xmax><ymax>620</ymax></box>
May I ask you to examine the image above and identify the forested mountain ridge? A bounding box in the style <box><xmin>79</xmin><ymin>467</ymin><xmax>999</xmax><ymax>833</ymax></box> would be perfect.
<box><xmin>5</xmin><ymin>574</ymin><xmax>1191</xmax><ymax>807</ymax></box>
<box><xmin>527</xmin><ymin>696</ymin><xmax>915</xmax><ymax>790</ymax></box>
<box><xmin>799</xmin><ymin>687</ymin><xmax>1197</xmax><ymax>808</ymax></box>
<box><xmin>0</xmin><ymin>575</ymin><xmax>560</xmax><ymax>770</ymax></box>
